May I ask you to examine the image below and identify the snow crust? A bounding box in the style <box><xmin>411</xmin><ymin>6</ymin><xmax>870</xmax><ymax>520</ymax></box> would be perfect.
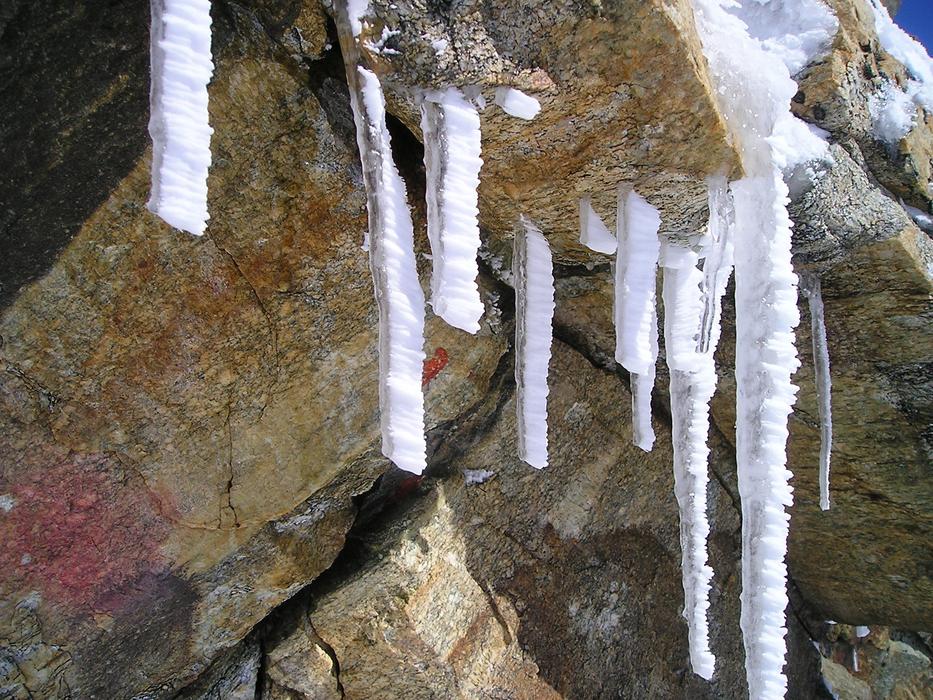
<box><xmin>614</xmin><ymin>187</ymin><xmax>661</xmax><ymax>452</ymax></box>
<box><xmin>800</xmin><ymin>272</ymin><xmax>832</xmax><ymax>511</ymax></box>
<box><xmin>421</xmin><ymin>88</ymin><xmax>485</xmax><ymax>333</ymax></box>
<box><xmin>514</xmin><ymin>217</ymin><xmax>555</xmax><ymax>469</ymax></box>
<box><xmin>351</xmin><ymin>67</ymin><xmax>427</xmax><ymax>474</ymax></box>
<box><xmin>494</xmin><ymin>88</ymin><xmax>541</xmax><ymax>120</ymax></box>
<box><xmin>691</xmin><ymin>0</ymin><xmax>804</xmax><ymax>695</ymax></box>
<box><xmin>868</xmin><ymin>0</ymin><xmax>933</xmax><ymax>112</ymax></box>
<box><xmin>579</xmin><ymin>197</ymin><xmax>617</xmax><ymax>254</ymax></box>
<box><xmin>464</xmin><ymin>469</ymin><xmax>496</xmax><ymax>485</ymax></box>
<box><xmin>346</xmin><ymin>0</ymin><xmax>369</xmax><ymax>36</ymax></box>
<box><xmin>870</xmin><ymin>81</ymin><xmax>918</xmax><ymax>144</ymax></box>
<box><xmin>726</xmin><ymin>0</ymin><xmax>837</xmax><ymax>77</ymax></box>
<box><xmin>148</xmin><ymin>0</ymin><xmax>214</xmax><ymax>236</ymax></box>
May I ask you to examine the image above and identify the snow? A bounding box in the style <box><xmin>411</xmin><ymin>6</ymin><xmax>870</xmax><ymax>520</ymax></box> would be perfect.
<box><xmin>800</xmin><ymin>272</ymin><xmax>832</xmax><ymax>511</ymax></box>
<box><xmin>350</xmin><ymin>67</ymin><xmax>427</xmax><ymax>474</ymax></box>
<box><xmin>691</xmin><ymin>0</ymin><xmax>805</xmax><ymax>696</ymax></box>
<box><xmin>614</xmin><ymin>187</ymin><xmax>661</xmax><ymax>452</ymax></box>
<box><xmin>0</xmin><ymin>494</ymin><xmax>14</xmax><ymax>512</ymax></box>
<box><xmin>726</xmin><ymin>0</ymin><xmax>837</xmax><ymax>77</ymax></box>
<box><xmin>464</xmin><ymin>469</ymin><xmax>496</xmax><ymax>485</ymax></box>
<box><xmin>855</xmin><ymin>625</ymin><xmax>870</xmax><ymax>638</ymax></box>
<box><xmin>513</xmin><ymin>217</ymin><xmax>555</xmax><ymax>469</ymax></box>
<box><xmin>421</xmin><ymin>88</ymin><xmax>485</xmax><ymax>334</ymax></box>
<box><xmin>431</xmin><ymin>38</ymin><xmax>449</xmax><ymax>55</ymax></box>
<box><xmin>346</xmin><ymin>0</ymin><xmax>369</xmax><ymax>36</ymax></box>
<box><xmin>147</xmin><ymin>0</ymin><xmax>214</xmax><ymax>236</ymax></box>
<box><xmin>494</xmin><ymin>87</ymin><xmax>541</xmax><ymax>120</ymax></box>
<box><xmin>869</xmin><ymin>81</ymin><xmax>918</xmax><ymax>144</ymax></box>
<box><xmin>579</xmin><ymin>197</ymin><xmax>617</xmax><ymax>254</ymax></box>
<box><xmin>867</xmin><ymin>0</ymin><xmax>933</xmax><ymax>112</ymax></box>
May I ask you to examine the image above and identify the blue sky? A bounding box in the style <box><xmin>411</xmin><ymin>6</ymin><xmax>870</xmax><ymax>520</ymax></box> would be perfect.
<box><xmin>895</xmin><ymin>0</ymin><xmax>932</xmax><ymax>53</ymax></box>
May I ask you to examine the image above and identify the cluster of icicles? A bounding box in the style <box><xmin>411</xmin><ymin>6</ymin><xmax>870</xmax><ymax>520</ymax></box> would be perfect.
<box><xmin>147</xmin><ymin>1</ymin><xmax>835</xmax><ymax>698</ymax></box>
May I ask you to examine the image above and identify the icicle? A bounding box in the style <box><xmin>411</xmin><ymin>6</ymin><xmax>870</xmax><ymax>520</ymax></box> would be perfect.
<box><xmin>690</xmin><ymin>1</ymin><xmax>804</xmax><ymax>696</ymax></box>
<box><xmin>421</xmin><ymin>88</ymin><xmax>485</xmax><ymax>334</ymax></box>
<box><xmin>494</xmin><ymin>87</ymin><xmax>541</xmax><ymax>120</ymax></box>
<box><xmin>148</xmin><ymin>0</ymin><xmax>215</xmax><ymax>236</ymax></box>
<box><xmin>579</xmin><ymin>197</ymin><xmax>617</xmax><ymax>254</ymax></box>
<box><xmin>660</xmin><ymin>182</ymin><xmax>734</xmax><ymax>680</ymax></box>
<box><xmin>614</xmin><ymin>186</ymin><xmax>661</xmax><ymax>451</ymax></box>
<box><xmin>341</xmin><ymin>62</ymin><xmax>427</xmax><ymax>474</ymax></box>
<box><xmin>800</xmin><ymin>271</ymin><xmax>832</xmax><ymax>511</ymax></box>
<box><xmin>513</xmin><ymin>217</ymin><xmax>555</xmax><ymax>469</ymax></box>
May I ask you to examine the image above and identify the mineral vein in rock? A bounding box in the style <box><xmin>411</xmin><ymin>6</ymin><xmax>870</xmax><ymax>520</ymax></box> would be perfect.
<box><xmin>692</xmin><ymin>1</ymin><xmax>803</xmax><ymax>696</ymax></box>
<box><xmin>421</xmin><ymin>88</ymin><xmax>485</xmax><ymax>334</ymax></box>
<box><xmin>579</xmin><ymin>197</ymin><xmax>617</xmax><ymax>254</ymax></box>
<box><xmin>346</xmin><ymin>65</ymin><xmax>427</xmax><ymax>474</ymax></box>
<box><xmin>147</xmin><ymin>0</ymin><xmax>214</xmax><ymax>236</ymax></box>
<box><xmin>614</xmin><ymin>186</ymin><xmax>661</xmax><ymax>452</ymax></box>
<box><xmin>800</xmin><ymin>271</ymin><xmax>833</xmax><ymax>511</ymax></box>
<box><xmin>514</xmin><ymin>217</ymin><xmax>555</xmax><ymax>469</ymax></box>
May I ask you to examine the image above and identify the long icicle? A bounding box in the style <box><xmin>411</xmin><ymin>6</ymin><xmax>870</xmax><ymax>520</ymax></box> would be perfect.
<box><xmin>514</xmin><ymin>217</ymin><xmax>555</xmax><ymax>469</ymax></box>
<box><xmin>661</xmin><ymin>178</ymin><xmax>735</xmax><ymax>680</ymax></box>
<box><xmin>690</xmin><ymin>1</ymin><xmax>803</xmax><ymax>696</ymax></box>
<box><xmin>800</xmin><ymin>271</ymin><xmax>833</xmax><ymax>511</ymax></box>
<box><xmin>421</xmin><ymin>87</ymin><xmax>485</xmax><ymax>333</ymax></box>
<box><xmin>614</xmin><ymin>186</ymin><xmax>661</xmax><ymax>452</ymax></box>
<box><xmin>148</xmin><ymin>0</ymin><xmax>215</xmax><ymax>235</ymax></box>
<box><xmin>336</xmin><ymin>5</ymin><xmax>427</xmax><ymax>474</ymax></box>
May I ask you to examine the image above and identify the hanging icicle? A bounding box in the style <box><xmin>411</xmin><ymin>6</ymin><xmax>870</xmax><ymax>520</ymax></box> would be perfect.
<box><xmin>691</xmin><ymin>1</ymin><xmax>805</xmax><ymax>696</ymax></box>
<box><xmin>614</xmin><ymin>186</ymin><xmax>661</xmax><ymax>452</ymax></box>
<box><xmin>514</xmin><ymin>217</ymin><xmax>555</xmax><ymax>469</ymax></box>
<box><xmin>148</xmin><ymin>0</ymin><xmax>215</xmax><ymax>236</ymax></box>
<box><xmin>660</xmin><ymin>178</ymin><xmax>735</xmax><ymax>680</ymax></box>
<box><xmin>421</xmin><ymin>87</ymin><xmax>485</xmax><ymax>334</ymax></box>
<box><xmin>335</xmin><ymin>2</ymin><xmax>427</xmax><ymax>474</ymax></box>
<box><xmin>800</xmin><ymin>271</ymin><xmax>833</xmax><ymax>511</ymax></box>
<box><xmin>579</xmin><ymin>197</ymin><xmax>617</xmax><ymax>254</ymax></box>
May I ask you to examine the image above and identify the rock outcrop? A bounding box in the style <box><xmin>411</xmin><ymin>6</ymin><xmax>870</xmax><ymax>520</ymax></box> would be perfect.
<box><xmin>0</xmin><ymin>1</ymin><xmax>929</xmax><ymax>698</ymax></box>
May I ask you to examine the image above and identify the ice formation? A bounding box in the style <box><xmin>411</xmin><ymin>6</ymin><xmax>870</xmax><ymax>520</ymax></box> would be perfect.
<box><xmin>494</xmin><ymin>87</ymin><xmax>541</xmax><ymax>120</ymax></box>
<box><xmin>868</xmin><ymin>0</ymin><xmax>933</xmax><ymax>112</ymax></box>
<box><xmin>421</xmin><ymin>88</ymin><xmax>485</xmax><ymax>333</ymax></box>
<box><xmin>579</xmin><ymin>197</ymin><xmax>617</xmax><ymax>254</ymax></box>
<box><xmin>514</xmin><ymin>217</ymin><xmax>555</xmax><ymax>469</ymax></box>
<box><xmin>660</xmin><ymin>178</ymin><xmax>735</xmax><ymax>680</ymax></box>
<box><xmin>346</xmin><ymin>65</ymin><xmax>427</xmax><ymax>474</ymax></box>
<box><xmin>614</xmin><ymin>187</ymin><xmax>661</xmax><ymax>452</ymax></box>
<box><xmin>870</xmin><ymin>81</ymin><xmax>919</xmax><ymax>144</ymax></box>
<box><xmin>800</xmin><ymin>272</ymin><xmax>832</xmax><ymax>511</ymax></box>
<box><xmin>691</xmin><ymin>0</ymin><xmax>806</xmax><ymax>696</ymax></box>
<box><xmin>147</xmin><ymin>0</ymin><xmax>214</xmax><ymax>236</ymax></box>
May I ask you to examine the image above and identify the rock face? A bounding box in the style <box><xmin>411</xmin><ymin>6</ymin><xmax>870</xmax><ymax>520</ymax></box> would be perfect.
<box><xmin>0</xmin><ymin>1</ymin><xmax>930</xmax><ymax>699</ymax></box>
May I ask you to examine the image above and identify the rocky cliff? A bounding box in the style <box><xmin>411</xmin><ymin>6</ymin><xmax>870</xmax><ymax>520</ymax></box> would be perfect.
<box><xmin>0</xmin><ymin>1</ymin><xmax>930</xmax><ymax>698</ymax></box>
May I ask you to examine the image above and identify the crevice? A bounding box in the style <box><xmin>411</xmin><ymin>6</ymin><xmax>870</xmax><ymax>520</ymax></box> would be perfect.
<box><xmin>304</xmin><ymin>616</ymin><xmax>346</xmax><ymax>699</ymax></box>
<box><xmin>223</xmin><ymin>396</ymin><xmax>240</xmax><ymax>529</ymax></box>
<box><xmin>253</xmin><ymin>635</ymin><xmax>266</xmax><ymax>700</ymax></box>
<box><xmin>204</xmin><ymin>232</ymin><xmax>281</xmax><ymax>419</ymax></box>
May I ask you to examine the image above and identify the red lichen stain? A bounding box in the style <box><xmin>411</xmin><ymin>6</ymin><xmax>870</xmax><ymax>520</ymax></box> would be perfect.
<box><xmin>422</xmin><ymin>347</ymin><xmax>449</xmax><ymax>386</ymax></box>
<box><xmin>0</xmin><ymin>452</ymin><xmax>170</xmax><ymax>612</ymax></box>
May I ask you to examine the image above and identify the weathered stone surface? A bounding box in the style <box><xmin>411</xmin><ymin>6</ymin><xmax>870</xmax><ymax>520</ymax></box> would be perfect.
<box><xmin>0</xmin><ymin>4</ymin><xmax>505</xmax><ymax>698</ymax></box>
<box><xmin>795</xmin><ymin>0</ymin><xmax>932</xmax><ymax>214</ymax></box>
<box><xmin>0</xmin><ymin>0</ymin><xmax>930</xmax><ymax>698</ymax></box>
<box><xmin>355</xmin><ymin>0</ymin><xmax>740</xmax><ymax>252</ymax></box>
<box><xmin>257</xmin><ymin>341</ymin><xmax>779</xmax><ymax>699</ymax></box>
